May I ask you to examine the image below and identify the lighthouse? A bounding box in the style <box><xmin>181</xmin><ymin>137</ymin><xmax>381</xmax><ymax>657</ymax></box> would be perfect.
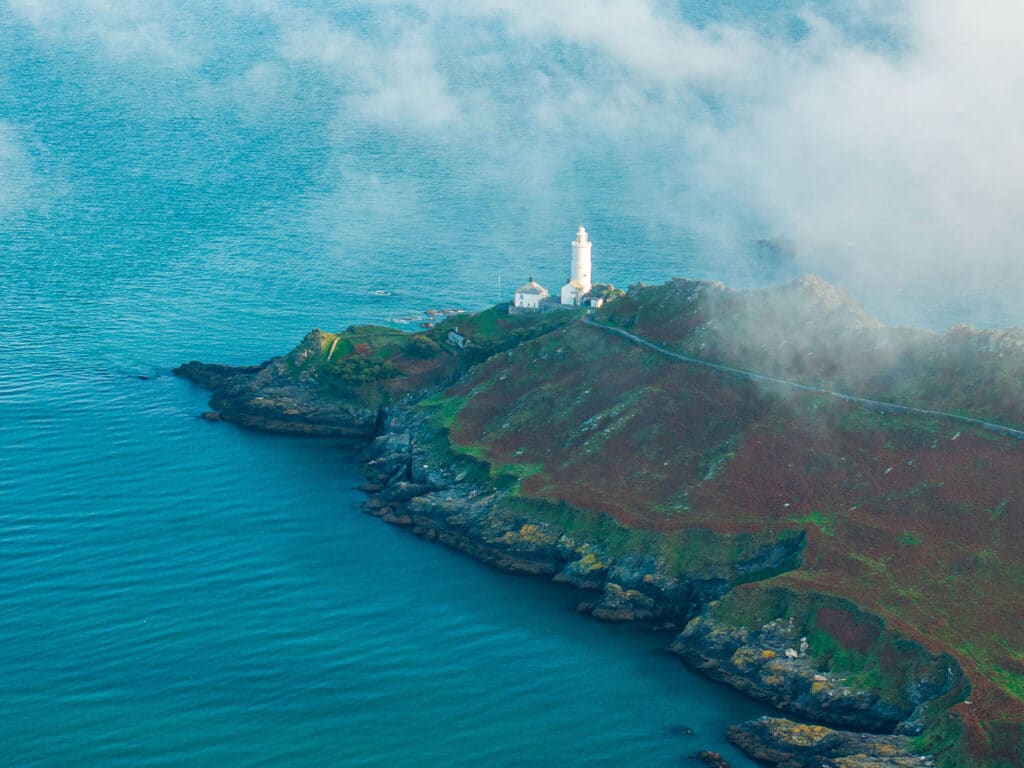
<box><xmin>560</xmin><ymin>226</ymin><xmax>593</xmax><ymax>306</ymax></box>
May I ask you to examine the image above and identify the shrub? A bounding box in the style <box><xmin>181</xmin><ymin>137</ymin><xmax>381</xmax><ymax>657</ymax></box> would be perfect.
<box><xmin>407</xmin><ymin>334</ymin><xmax>443</xmax><ymax>358</ymax></box>
<box><xmin>332</xmin><ymin>357</ymin><xmax>401</xmax><ymax>385</ymax></box>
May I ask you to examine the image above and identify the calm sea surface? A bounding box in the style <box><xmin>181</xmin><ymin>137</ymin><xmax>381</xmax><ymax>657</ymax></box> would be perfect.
<box><xmin>1</xmin><ymin>3</ymin><xmax>1019</xmax><ymax>766</ymax></box>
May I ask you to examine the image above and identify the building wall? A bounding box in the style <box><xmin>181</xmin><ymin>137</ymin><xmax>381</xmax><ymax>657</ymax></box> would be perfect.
<box><xmin>561</xmin><ymin>284</ymin><xmax>582</xmax><ymax>306</ymax></box>
<box><xmin>515</xmin><ymin>291</ymin><xmax>543</xmax><ymax>309</ymax></box>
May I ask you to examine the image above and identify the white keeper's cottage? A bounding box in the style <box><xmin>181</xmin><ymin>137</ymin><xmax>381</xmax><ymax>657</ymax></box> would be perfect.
<box><xmin>513</xmin><ymin>276</ymin><xmax>549</xmax><ymax>310</ymax></box>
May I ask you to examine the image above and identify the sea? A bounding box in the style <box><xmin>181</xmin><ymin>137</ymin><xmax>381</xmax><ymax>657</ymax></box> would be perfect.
<box><xmin>1</xmin><ymin>3</ymin><xmax>1019</xmax><ymax>767</ymax></box>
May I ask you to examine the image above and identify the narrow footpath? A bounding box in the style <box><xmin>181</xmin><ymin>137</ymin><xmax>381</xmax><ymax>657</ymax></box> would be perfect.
<box><xmin>582</xmin><ymin>314</ymin><xmax>1024</xmax><ymax>440</ymax></box>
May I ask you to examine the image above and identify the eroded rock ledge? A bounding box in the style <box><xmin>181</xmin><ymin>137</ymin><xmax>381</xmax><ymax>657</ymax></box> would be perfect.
<box><xmin>174</xmin><ymin>338</ymin><xmax>380</xmax><ymax>438</ymax></box>
<box><xmin>727</xmin><ymin>717</ymin><xmax>930</xmax><ymax>768</ymax></box>
<box><xmin>671</xmin><ymin>612</ymin><xmax>956</xmax><ymax>734</ymax></box>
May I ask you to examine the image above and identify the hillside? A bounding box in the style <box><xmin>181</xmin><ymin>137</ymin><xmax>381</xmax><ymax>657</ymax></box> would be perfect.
<box><xmin>176</xmin><ymin>276</ymin><xmax>1024</xmax><ymax>768</ymax></box>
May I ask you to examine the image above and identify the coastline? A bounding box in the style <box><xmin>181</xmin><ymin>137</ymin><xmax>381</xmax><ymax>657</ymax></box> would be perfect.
<box><xmin>173</xmin><ymin>358</ymin><xmax>947</xmax><ymax>768</ymax></box>
<box><xmin>171</xmin><ymin>275</ymin><xmax>1024</xmax><ymax>768</ymax></box>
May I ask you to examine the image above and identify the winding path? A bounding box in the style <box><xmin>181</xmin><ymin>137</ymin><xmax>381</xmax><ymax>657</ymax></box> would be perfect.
<box><xmin>581</xmin><ymin>314</ymin><xmax>1024</xmax><ymax>441</ymax></box>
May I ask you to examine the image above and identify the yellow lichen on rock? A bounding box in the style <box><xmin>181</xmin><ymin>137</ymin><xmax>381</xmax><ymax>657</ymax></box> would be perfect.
<box><xmin>730</xmin><ymin>646</ymin><xmax>759</xmax><ymax>670</ymax></box>
<box><xmin>774</xmin><ymin>721</ymin><xmax>832</xmax><ymax>746</ymax></box>
<box><xmin>758</xmin><ymin>662</ymin><xmax>785</xmax><ymax>687</ymax></box>
<box><xmin>500</xmin><ymin>523</ymin><xmax>556</xmax><ymax>546</ymax></box>
<box><xmin>576</xmin><ymin>551</ymin><xmax>605</xmax><ymax>572</ymax></box>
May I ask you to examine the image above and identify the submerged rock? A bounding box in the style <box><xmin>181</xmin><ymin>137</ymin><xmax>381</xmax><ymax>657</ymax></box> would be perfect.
<box><xmin>696</xmin><ymin>749</ymin><xmax>730</xmax><ymax>768</ymax></box>
<box><xmin>591</xmin><ymin>582</ymin><xmax>659</xmax><ymax>621</ymax></box>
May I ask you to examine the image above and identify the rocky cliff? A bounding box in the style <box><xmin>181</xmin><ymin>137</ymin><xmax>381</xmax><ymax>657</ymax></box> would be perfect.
<box><xmin>175</xmin><ymin>331</ymin><xmax>381</xmax><ymax>438</ymax></box>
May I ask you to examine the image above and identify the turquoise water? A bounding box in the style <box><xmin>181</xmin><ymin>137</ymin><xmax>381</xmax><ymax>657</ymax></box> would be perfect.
<box><xmin>1</xmin><ymin>3</ymin><xmax>1019</xmax><ymax>766</ymax></box>
<box><xmin>1</xmin><ymin>371</ymin><xmax>770</xmax><ymax>767</ymax></box>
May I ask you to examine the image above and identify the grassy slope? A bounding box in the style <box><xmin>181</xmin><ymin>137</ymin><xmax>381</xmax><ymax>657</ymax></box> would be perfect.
<box><xmin>278</xmin><ymin>308</ymin><xmax>581</xmax><ymax>407</ymax></box>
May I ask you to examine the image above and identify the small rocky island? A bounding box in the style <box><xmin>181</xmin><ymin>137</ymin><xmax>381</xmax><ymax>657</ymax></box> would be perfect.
<box><xmin>176</xmin><ymin>276</ymin><xmax>1024</xmax><ymax>768</ymax></box>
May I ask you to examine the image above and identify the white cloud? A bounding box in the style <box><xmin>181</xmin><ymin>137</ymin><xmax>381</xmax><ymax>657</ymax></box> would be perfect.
<box><xmin>5</xmin><ymin>0</ymin><xmax>1021</xmax><ymax>320</ymax></box>
<box><xmin>0</xmin><ymin>121</ymin><xmax>39</xmax><ymax>215</ymax></box>
<box><xmin>358</xmin><ymin>0</ymin><xmax>1024</xmax><ymax>315</ymax></box>
<box><xmin>6</xmin><ymin>0</ymin><xmax>204</xmax><ymax>69</ymax></box>
<box><xmin>695</xmin><ymin>1</ymin><xmax>1024</xmax><ymax>295</ymax></box>
<box><xmin>271</xmin><ymin>6</ymin><xmax>461</xmax><ymax>132</ymax></box>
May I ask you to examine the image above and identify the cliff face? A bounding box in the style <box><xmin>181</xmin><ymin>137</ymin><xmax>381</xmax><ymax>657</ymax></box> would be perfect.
<box><xmin>671</xmin><ymin>606</ymin><xmax>962</xmax><ymax>735</ymax></box>
<box><xmin>175</xmin><ymin>276</ymin><xmax>1024</xmax><ymax>768</ymax></box>
<box><xmin>360</xmin><ymin>408</ymin><xmax>805</xmax><ymax>622</ymax></box>
<box><xmin>356</xmin><ymin>406</ymin><xmax>963</xmax><ymax>765</ymax></box>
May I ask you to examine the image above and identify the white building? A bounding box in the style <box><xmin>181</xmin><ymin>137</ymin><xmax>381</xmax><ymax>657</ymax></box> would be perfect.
<box><xmin>560</xmin><ymin>226</ymin><xmax>593</xmax><ymax>306</ymax></box>
<box><xmin>513</xmin><ymin>276</ymin><xmax>549</xmax><ymax>310</ymax></box>
<box><xmin>447</xmin><ymin>329</ymin><xmax>468</xmax><ymax>348</ymax></box>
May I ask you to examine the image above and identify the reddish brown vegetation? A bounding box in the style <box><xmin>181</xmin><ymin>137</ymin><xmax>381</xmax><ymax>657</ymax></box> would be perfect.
<box><xmin>444</xmin><ymin>316</ymin><xmax>1024</xmax><ymax>760</ymax></box>
<box><xmin>815</xmin><ymin>607</ymin><xmax>881</xmax><ymax>654</ymax></box>
<box><xmin>604</xmin><ymin>278</ymin><xmax>1024</xmax><ymax>430</ymax></box>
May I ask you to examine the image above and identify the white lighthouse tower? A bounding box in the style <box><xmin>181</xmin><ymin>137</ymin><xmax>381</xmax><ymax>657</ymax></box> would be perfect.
<box><xmin>560</xmin><ymin>226</ymin><xmax>593</xmax><ymax>306</ymax></box>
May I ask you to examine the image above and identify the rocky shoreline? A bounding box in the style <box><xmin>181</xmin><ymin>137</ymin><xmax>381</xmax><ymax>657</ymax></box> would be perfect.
<box><xmin>175</xmin><ymin>334</ymin><xmax>383</xmax><ymax>439</ymax></box>
<box><xmin>174</xmin><ymin>359</ymin><xmax>945</xmax><ymax>768</ymax></box>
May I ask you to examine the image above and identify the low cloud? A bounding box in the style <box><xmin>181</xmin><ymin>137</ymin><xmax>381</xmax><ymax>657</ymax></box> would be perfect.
<box><xmin>0</xmin><ymin>121</ymin><xmax>40</xmax><ymax>216</ymax></box>
<box><xmin>404</xmin><ymin>0</ymin><xmax>1023</xmax><ymax>316</ymax></box>
<box><xmin>694</xmin><ymin>0</ymin><xmax>1024</xmax><ymax>304</ymax></box>
<box><xmin>436</xmin><ymin>0</ymin><xmax>1024</xmax><ymax>322</ymax></box>
<box><xmin>7</xmin><ymin>0</ymin><xmax>204</xmax><ymax>69</ymax></box>
<box><xmin>6</xmin><ymin>0</ymin><xmax>1021</xmax><ymax>324</ymax></box>
<box><xmin>265</xmin><ymin>5</ymin><xmax>461</xmax><ymax>132</ymax></box>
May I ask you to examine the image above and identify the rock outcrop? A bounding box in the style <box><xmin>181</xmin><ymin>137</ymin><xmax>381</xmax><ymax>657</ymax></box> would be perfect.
<box><xmin>174</xmin><ymin>343</ymin><xmax>379</xmax><ymax>438</ymax></box>
<box><xmin>727</xmin><ymin>716</ymin><xmax>929</xmax><ymax>768</ymax></box>
<box><xmin>173</xmin><ymin>360</ymin><xmax>264</xmax><ymax>391</ymax></box>
<box><xmin>671</xmin><ymin>614</ymin><xmax>909</xmax><ymax>732</ymax></box>
<box><xmin>696</xmin><ymin>749</ymin><xmax>730</xmax><ymax>768</ymax></box>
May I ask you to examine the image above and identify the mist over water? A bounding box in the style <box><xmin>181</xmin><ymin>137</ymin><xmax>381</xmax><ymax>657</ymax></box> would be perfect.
<box><xmin>1</xmin><ymin>1</ymin><xmax>1019</xmax><ymax>766</ymax></box>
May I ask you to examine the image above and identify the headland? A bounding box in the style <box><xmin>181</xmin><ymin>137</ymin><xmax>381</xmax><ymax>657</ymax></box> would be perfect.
<box><xmin>176</xmin><ymin>275</ymin><xmax>1024</xmax><ymax>768</ymax></box>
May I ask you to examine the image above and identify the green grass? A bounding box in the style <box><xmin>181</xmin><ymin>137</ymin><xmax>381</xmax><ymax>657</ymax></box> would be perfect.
<box><xmin>987</xmin><ymin>500</ymin><xmax>1009</xmax><ymax>521</ymax></box>
<box><xmin>431</xmin><ymin>305</ymin><xmax>581</xmax><ymax>357</ymax></box>
<box><xmin>790</xmin><ymin>510</ymin><xmax>839</xmax><ymax>537</ymax></box>
<box><xmin>421</xmin><ymin>392</ymin><xmax>469</xmax><ymax>431</ymax></box>
<box><xmin>697</xmin><ymin>437</ymin><xmax>738</xmax><ymax>482</ymax></box>
<box><xmin>993</xmin><ymin>668</ymin><xmax>1024</xmax><ymax>700</ymax></box>
<box><xmin>913</xmin><ymin>703</ymin><xmax>971</xmax><ymax>768</ymax></box>
<box><xmin>900</xmin><ymin>531</ymin><xmax>922</xmax><ymax>547</ymax></box>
